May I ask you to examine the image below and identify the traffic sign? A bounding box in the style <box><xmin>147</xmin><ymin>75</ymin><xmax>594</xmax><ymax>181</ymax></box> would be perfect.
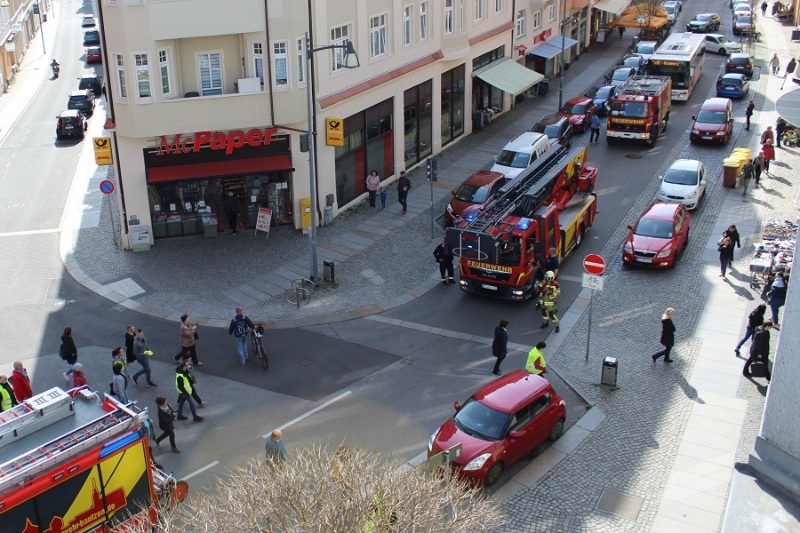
<box><xmin>582</xmin><ymin>273</ymin><xmax>605</xmax><ymax>291</ymax></box>
<box><xmin>99</xmin><ymin>180</ymin><xmax>115</xmax><ymax>195</ymax></box>
<box><xmin>93</xmin><ymin>136</ymin><xmax>113</xmax><ymax>166</ymax></box>
<box><xmin>583</xmin><ymin>254</ymin><xmax>606</xmax><ymax>275</ymax></box>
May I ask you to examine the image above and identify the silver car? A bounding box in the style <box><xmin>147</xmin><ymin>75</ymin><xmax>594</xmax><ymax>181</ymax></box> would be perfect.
<box><xmin>705</xmin><ymin>34</ymin><xmax>742</xmax><ymax>55</ymax></box>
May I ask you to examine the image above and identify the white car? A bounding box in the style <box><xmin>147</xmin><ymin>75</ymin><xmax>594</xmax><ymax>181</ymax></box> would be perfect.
<box><xmin>705</xmin><ymin>34</ymin><xmax>742</xmax><ymax>55</ymax></box>
<box><xmin>733</xmin><ymin>4</ymin><xmax>752</xmax><ymax>17</ymax></box>
<box><xmin>664</xmin><ymin>2</ymin><xmax>679</xmax><ymax>22</ymax></box>
<box><xmin>657</xmin><ymin>159</ymin><xmax>706</xmax><ymax>211</ymax></box>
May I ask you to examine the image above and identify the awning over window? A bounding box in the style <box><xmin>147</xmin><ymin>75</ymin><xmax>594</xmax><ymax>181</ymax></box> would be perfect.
<box><xmin>593</xmin><ymin>0</ymin><xmax>631</xmax><ymax>16</ymax></box>
<box><xmin>529</xmin><ymin>44</ymin><xmax>563</xmax><ymax>59</ymax></box>
<box><xmin>544</xmin><ymin>35</ymin><xmax>579</xmax><ymax>48</ymax></box>
<box><xmin>474</xmin><ymin>58</ymin><xmax>545</xmax><ymax>97</ymax></box>
<box><xmin>147</xmin><ymin>155</ymin><xmax>293</xmax><ymax>183</ymax></box>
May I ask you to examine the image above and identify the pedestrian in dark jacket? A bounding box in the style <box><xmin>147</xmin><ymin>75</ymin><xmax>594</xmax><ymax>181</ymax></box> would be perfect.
<box><xmin>155</xmin><ymin>396</ymin><xmax>180</xmax><ymax>453</ymax></box>
<box><xmin>767</xmin><ymin>272</ymin><xmax>788</xmax><ymax>325</ymax></box>
<box><xmin>651</xmin><ymin>308</ymin><xmax>676</xmax><ymax>363</ymax></box>
<box><xmin>741</xmin><ymin>160</ymin><xmax>753</xmax><ymax>197</ymax></box>
<box><xmin>753</xmin><ymin>152</ymin><xmax>766</xmax><ymax>188</ymax></box>
<box><xmin>735</xmin><ymin>304</ymin><xmax>767</xmax><ymax>356</ymax></box>
<box><xmin>718</xmin><ymin>236</ymin><xmax>734</xmax><ymax>277</ymax></box>
<box><xmin>491</xmin><ymin>319</ymin><xmax>509</xmax><ymax>376</ymax></box>
<box><xmin>132</xmin><ymin>329</ymin><xmax>157</xmax><ymax>387</ymax></box>
<box><xmin>776</xmin><ymin>118</ymin><xmax>786</xmax><ymax>148</ymax></box>
<box><xmin>125</xmin><ymin>325</ymin><xmax>136</xmax><ymax>363</ymax></box>
<box><xmin>59</xmin><ymin>327</ymin><xmax>78</xmax><ymax>381</ymax></box>
<box><xmin>743</xmin><ymin>321</ymin><xmax>773</xmax><ymax>382</ymax></box>
<box><xmin>724</xmin><ymin>225</ymin><xmax>741</xmax><ymax>261</ymax></box>
<box><xmin>745</xmin><ymin>100</ymin><xmax>754</xmax><ymax>130</ymax></box>
<box><xmin>433</xmin><ymin>239</ymin><xmax>455</xmax><ymax>284</ymax></box>
<box><xmin>397</xmin><ymin>171</ymin><xmax>411</xmax><ymax>214</ymax></box>
<box><xmin>224</xmin><ymin>191</ymin><xmax>239</xmax><ymax>234</ymax></box>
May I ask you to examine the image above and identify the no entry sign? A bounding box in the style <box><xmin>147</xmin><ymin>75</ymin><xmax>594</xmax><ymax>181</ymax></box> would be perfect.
<box><xmin>583</xmin><ymin>254</ymin><xmax>606</xmax><ymax>275</ymax></box>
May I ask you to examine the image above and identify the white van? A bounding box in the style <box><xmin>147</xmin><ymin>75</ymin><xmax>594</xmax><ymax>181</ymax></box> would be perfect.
<box><xmin>490</xmin><ymin>132</ymin><xmax>551</xmax><ymax>178</ymax></box>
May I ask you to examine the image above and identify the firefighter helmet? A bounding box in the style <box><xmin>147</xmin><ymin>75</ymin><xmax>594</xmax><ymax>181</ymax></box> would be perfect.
<box><xmin>544</xmin><ymin>271</ymin><xmax>555</xmax><ymax>281</ymax></box>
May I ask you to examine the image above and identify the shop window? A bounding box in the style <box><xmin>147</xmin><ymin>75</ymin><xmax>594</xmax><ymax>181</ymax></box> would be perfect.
<box><xmin>330</xmin><ymin>24</ymin><xmax>352</xmax><ymax>72</ymax></box>
<box><xmin>419</xmin><ymin>2</ymin><xmax>429</xmax><ymax>41</ymax></box>
<box><xmin>370</xmin><ymin>14</ymin><xmax>388</xmax><ymax>58</ymax></box>
<box><xmin>517</xmin><ymin>10</ymin><xmax>528</xmax><ymax>36</ymax></box>
<box><xmin>272</xmin><ymin>41</ymin><xmax>289</xmax><ymax>89</ymax></box>
<box><xmin>404</xmin><ymin>80</ymin><xmax>433</xmax><ymax>167</ymax></box>
<box><xmin>441</xmin><ymin>64</ymin><xmax>465</xmax><ymax>146</ymax></box>
<box><xmin>158</xmin><ymin>49</ymin><xmax>173</xmax><ymax>99</ymax></box>
<box><xmin>198</xmin><ymin>52</ymin><xmax>223</xmax><ymax>96</ymax></box>
<box><xmin>445</xmin><ymin>0</ymin><xmax>455</xmax><ymax>34</ymax></box>
<box><xmin>133</xmin><ymin>52</ymin><xmax>152</xmax><ymax>102</ymax></box>
<box><xmin>296</xmin><ymin>38</ymin><xmax>306</xmax><ymax>87</ymax></box>
<box><xmin>252</xmin><ymin>43</ymin><xmax>264</xmax><ymax>87</ymax></box>
<box><xmin>114</xmin><ymin>53</ymin><xmax>127</xmax><ymax>102</ymax></box>
<box><xmin>403</xmin><ymin>5</ymin><xmax>413</xmax><ymax>47</ymax></box>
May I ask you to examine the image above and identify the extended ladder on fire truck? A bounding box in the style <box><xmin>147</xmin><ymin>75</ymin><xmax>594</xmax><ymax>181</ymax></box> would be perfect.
<box><xmin>0</xmin><ymin>390</ymin><xmax>145</xmax><ymax>496</ymax></box>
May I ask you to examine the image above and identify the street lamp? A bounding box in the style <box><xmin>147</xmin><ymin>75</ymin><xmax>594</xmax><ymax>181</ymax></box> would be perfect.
<box><xmin>304</xmin><ymin>32</ymin><xmax>359</xmax><ymax>282</ymax></box>
<box><xmin>557</xmin><ymin>6</ymin><xmax>579</xmax><ymax>111</ymax></box>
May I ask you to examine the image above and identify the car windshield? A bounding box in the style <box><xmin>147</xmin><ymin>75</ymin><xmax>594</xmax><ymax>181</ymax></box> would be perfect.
<box><xmin>696</xmin><ymin>14</ymin><xmax>711</xmax><ymax>21</ymax></box>
<box><xmin>454</xmin><ymin>183</ymin><xmax>492</xmax><ymax>203</ymax></box>
<box><xmin>637</xmin><ymin>44</ymin><xmax>655</xmax><ymax>55</ymax></box>
<box><xmin>731</xmin><ymin>57</ymin><xmax>750</xmax><ymax>65</ymax></box>
<box><xmin>713</xmin><ymin>36</ymin><xmax>729</xmax><ymax>43</ymax></box>
<box><xmin>561</xmin><ymin>102</ymin><xmax>586</xmax><ymax>115</ymax></box>
<box><xmin>623</xmin><ymin>57</ymin><xmax>640</xmax><ymax>69</ymax></box>
<box><xmin>495</xmin><ymin>150</ymin><xmax>529</xmax><ymax>169</ymax></box>
<box><xmin>543</xmin><ymin>125</ymin><xmax>561</xmax><ymax>139</ymax></box>
<box><xmin>696</xmin><ymin>110</ymin><xmax>727</xmax><ymax>123</ymax></box>
<box><xmin>453</xmin><ymin>397</ymin><xmax>510</xmax><ymax>441</ymax></box>
<box><xmin>610</xmin><ymin>101</ymin><xmax>648</xmax><ymax>117</ymax></box>
<box><xmin>721</xmin><ymin>77</ymin><xmax>743</xmax><ymax>87</ymax></box>
<box><xmin>665</xmin><ymin>6</ymin><xmax>675</xmax><ymax>14</ymax></box>
<box><xmin>595</xmin><ymin>87</ymin><xmax>613</xmax><ymax>99</ymax></box>
<box><xmin>611</xmin><ymin>71</ymin><xmax>631</xmax><ymax>82</ymax></box>
<box><xmin>635</xmin><ymin>219</ymin><xmax>674</xmax><ymax>239</ymax></box>
<box><xmin>736</xmin><ymin>15</ymin><xmax>752</xmax><ymax>23</ymax></box>
<box><xmin>664</xmin><ymin>168</ymin><xmax>699</xmax><ymax>185</ymax></box>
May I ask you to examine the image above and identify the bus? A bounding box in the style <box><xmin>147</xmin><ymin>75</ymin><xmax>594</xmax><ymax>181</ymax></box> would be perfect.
<box><xmin>645</xmin><ymin>32</ymin><xmax>706</xmax><ymax>101</ymax></box>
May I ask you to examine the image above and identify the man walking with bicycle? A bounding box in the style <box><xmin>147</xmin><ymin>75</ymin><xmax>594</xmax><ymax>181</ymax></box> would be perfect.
<box><xmin>229</xmin><ymin>306</ymin><xmax>255</xmax><ymax>365</ymax></box>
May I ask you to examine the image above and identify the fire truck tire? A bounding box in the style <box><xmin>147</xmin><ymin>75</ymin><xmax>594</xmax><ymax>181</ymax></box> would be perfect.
<box><xmin>575</xmin><ymin>226</ymin><xmax>585</xmax><ymax>248</ymax></box>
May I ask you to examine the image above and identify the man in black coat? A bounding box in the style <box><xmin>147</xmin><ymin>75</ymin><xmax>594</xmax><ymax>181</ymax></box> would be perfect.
<box><xmin>491</xmin><ymin>319</ymin><xmax>509</xmax><ymax>376</ymax></box>
<box><xmin>743</xmin><ymin>321</ymin><xmax>773</xmax><ymax>382</ymax></box>
<box><xmin>396</xmin><ymin>171</ymin><xmax>411</xmax><ymax>214</ymax></box>
<box><xmin>433</xmin><ymin>238</ymin><xmax>455</xmax><ymax>284</ymax></box>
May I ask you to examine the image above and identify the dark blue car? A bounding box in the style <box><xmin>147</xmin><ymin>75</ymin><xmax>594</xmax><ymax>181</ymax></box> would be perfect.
<box><xmin>585</xmin><ymin>85</ymin><xmax>617</xmax><ymax>117</ymax></box>
<box><xmin>716</xmin><ymin>73</ymin><xmax>749</xmax><ymax>99</ymax></box>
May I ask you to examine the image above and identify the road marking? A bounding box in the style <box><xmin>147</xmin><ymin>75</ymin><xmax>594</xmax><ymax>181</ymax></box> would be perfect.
<box><xmin>181</xmin><ymin>460</ymin><xmax>219</xmax><ymax>481</ymax></box>
<box><xmin>267</xmin><ymin>390</ymin><xmax>352</xmax><ymax>438</ymax></box>
<box><xmin>0</xmin><ymin>228</ymin><xmax>60</xmax><ymax>238</ymax></box>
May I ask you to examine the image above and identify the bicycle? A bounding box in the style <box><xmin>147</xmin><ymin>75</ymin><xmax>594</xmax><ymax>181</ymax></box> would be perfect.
<box><xmin>285</xmin><ymin>277</ymin><xmax>316</xmax><ymax>305</ymax></box>
<box><xmin>250</xmin><ymin>323</ymin><xmax>268</xmax><ymax>370</ymax></box>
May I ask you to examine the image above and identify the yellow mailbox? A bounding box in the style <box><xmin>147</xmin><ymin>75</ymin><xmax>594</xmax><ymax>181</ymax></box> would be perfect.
<box><xmin>300</xmin><ymin>198</ymin><xmax>312</xmax><ymax>230</ymax></box>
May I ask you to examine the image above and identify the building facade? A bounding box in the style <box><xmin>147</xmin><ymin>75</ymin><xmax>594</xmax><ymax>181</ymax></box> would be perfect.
<box><xmin>0</xmin><ymin>0</ymin><xmax>47</xmax><ymax>94</ymax></box>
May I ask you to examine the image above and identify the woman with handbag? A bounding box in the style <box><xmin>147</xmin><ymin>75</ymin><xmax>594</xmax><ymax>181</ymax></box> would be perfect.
<box><xmin>178</xmin><ymin>314</ymin><xmax>202</xmax><ymax>366</ymax></box>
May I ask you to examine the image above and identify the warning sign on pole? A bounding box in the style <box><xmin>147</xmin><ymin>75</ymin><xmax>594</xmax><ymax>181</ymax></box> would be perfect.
<box><xmin>255</xmin><ymin>208</ymin><xmax>272</xmax><ymax>237</ymax></box>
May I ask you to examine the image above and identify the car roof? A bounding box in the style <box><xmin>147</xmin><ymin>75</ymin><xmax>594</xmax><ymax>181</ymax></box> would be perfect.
<box><xmin>701</xmin><ymin>97</ymin><xmax>732</xmax><ymax>109</ymax></box>
<box><xmin>461</xmin><ymin>170</ymin><xmax>506</xmax><ymax>186</ymax></box>
<box><xmin>502</xmin><ymin>131</ymin><xmax>548</xmax><ymax>150</ymax></box>
<box><xmin>80</xmin><ymin>74</ymin><xmax>100</xmax><ymax>80</ymax></box>
<box><xmin>706</xmin><ymin>33</ymin><xmax>725</xmax><ymax>39</ymax></box>
<box><xmin>70</xmin><ymin>89</ymin><xmax>91</xmax><ymax>96</ymax></box>
<box><xmin>535</xmin><ymin>114</ymin><xmax>566</xmax><ymax>126</ymax></box>
<box><xmin>642</xmin><ymin>201</ymin><xmax>682</xmax><ymax>221</ymax></box>
<box><xmin>720</xmin><ymin>73</ymin><xmax>746</xmax><ymax>80</ymax></box>
<box><xmin>472</xmin><ymin>370</ymin><xmax>552</xmax><ymax>413</ymax></box>
<box><xmin>60</xmin><ymin>109</ymin><xmax>82</xmax><ymax>117</ymax></box>
<box><xmin>729</xmin><ymin>52</ymin><xmax>751</xmax><ymax>60</ymax></box>
<box><xmin>565</xmin><ymin>96</ymin><xmax>592</xmax><ymax>105</ymax></box>
<box><xmin>667</xmin><ymin>159</ymin><xmax>701</xmax><ymax>172</ymax></box>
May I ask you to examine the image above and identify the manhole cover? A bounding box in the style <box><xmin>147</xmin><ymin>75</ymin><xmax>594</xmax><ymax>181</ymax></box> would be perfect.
<box><xmin>595</xmin><ymin>487</ymin><xmax>644</xmax><ymax>521</ymax></box>
<box><xmin>625</xmin><ymin>154</ymin><xmax>643</xmax><ymax>160</ymax></box>
<box><xmin>7</xmin><ymin>202</ymin><xmax>25</xmax><ymax>209</ymax></box>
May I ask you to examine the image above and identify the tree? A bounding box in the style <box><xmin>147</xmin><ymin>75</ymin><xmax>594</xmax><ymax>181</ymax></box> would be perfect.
<box><xmin>129</xmin><ymin>444</ymin><xmax>503</xmax><ymax>532</ymax></box>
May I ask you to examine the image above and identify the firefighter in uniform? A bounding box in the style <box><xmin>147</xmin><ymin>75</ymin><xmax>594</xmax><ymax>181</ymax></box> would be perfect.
<box><xmin>538</xmin><ymin>270</ymin><xmax>561</xmax><ymax>332</ymax></box>
<box><xmin>0</xmin><ymin>375</ymin><xmax>18</xmax><ymax>412</ymax></box>
<box><xmin>433</xmin><ymin>238</ymin><xmax>455</xmax><ymax>284</ymax></box>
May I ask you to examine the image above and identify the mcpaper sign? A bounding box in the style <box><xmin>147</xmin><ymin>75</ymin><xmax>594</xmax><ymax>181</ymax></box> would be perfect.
<box><xmin>157</xmin><ymin>128</ymin><xmax>279</xmax><ymax>156</ymax></box>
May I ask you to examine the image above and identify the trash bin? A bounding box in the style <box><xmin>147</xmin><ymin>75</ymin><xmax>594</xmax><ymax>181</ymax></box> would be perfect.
<box><xmin>722</xmin><ymin>161</ymin><xmax>740</xmax><ymax>188</ymax></box>
<box><xmin>601</xmin><ymin>357</ymin><xmax>618</xmax><ymax>386</ymax></box>
<box><xmin>323</xmin><ymin>260</ymin><xmax>335</xmax><ymax>282</ymax></box>
<box><xmin>323</xmin><ymin>205</ymin><xmax>334</xmax><ymax>225</ymax></box>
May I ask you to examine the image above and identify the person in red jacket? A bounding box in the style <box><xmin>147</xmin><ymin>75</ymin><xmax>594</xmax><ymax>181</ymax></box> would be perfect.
<box><xmin>69</xmin><ymin>363</ymin><xmax>89</xmax><ymax>397</ymax></box>
<box><xmin>762</xmin><ymin>139</ymin><xmax>775</xmax><ymax>176</ymax></box>
<box><xmin>11</xmin><ymin>361</ymin><xmax>32</xmax><ymax>401</ymax></box>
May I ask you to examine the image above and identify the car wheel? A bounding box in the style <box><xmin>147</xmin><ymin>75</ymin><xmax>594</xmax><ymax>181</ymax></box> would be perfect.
<box><xmin>483</xmin><ymin>462</ymin><xmax>504</xmax><ymax>487</ymax></box>
<box><xmin>548</xmin><ymin>419</ymin><xmax>565</xmax><ymax>441</ymax></box>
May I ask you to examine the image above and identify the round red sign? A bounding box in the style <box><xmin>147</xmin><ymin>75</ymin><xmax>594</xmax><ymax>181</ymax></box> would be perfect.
<box><xmin>583</xmin><ymin>254</ymin><xmax>606</xmax><ymax>275</ymax></box>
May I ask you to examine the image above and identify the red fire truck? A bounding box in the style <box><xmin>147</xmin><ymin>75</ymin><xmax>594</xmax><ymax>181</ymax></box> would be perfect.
<box><xmin>446</xmin><ymin>144</ymin><xmax>597</xmax><ymax>300</ymax></box>
<box><xmin>606</xmin><ymin>75</ymin><xmax>671</xmax><ymax>146</ymax></box>
<box><xmin>0</xmin><ymin>387</ymin><xmax>187</xmax><ymax>533</ymax></box>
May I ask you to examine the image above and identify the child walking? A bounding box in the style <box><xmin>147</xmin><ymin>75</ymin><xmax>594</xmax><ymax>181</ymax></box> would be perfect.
<box><xmin>379</xmin><ymin>186</ymin><xmax>387</xmax><ymax>209</ymax></box>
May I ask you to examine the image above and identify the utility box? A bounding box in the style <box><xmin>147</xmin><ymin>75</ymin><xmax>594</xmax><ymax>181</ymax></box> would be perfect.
<box><xmin>130</xmin><ymin>227</ymin><xmax>151</xmax><ymax>252</ymax></box>
<box><xmin>323</xmin><ymin>205</ymin><xmax>334</xmax><ymax>225</ymax></box>
<box><xmin>323</xmin><ymin>260</ymin><xmax>335</xmax><ymax>282</ymax></box>
<box><xmin>300</xmin><ymin>198</ymin><xmax>312</xmax><ymax>231</ymax></box>
<box><xmin>601</xmin><ymin>357</ymin><xmax>618</xmax><ymax>386</ymax></box>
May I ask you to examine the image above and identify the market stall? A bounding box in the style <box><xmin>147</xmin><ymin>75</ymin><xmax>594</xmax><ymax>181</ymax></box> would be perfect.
<box><xmin>749</xmin><ymin>219</ymin><xmax>795</xmax><ymax>293</ymax></box>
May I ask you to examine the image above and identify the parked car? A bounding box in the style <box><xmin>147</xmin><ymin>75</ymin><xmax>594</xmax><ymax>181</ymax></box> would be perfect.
<box><xmin>444</xmin><ymin>171</ymin><xmax>508</xmax><ymax>226</ymax></box>
<box><xmin>81</xmin><ymin>14</ymin><xmax>96</xmax><ymax>28</ymax></box>
<box><xmin>85</xmin><ymin>46</ymin><xmax>102</xmax><ymax>64</ymax></box>
<box><xmin>78</xmin><ymin>74</ymin><xmax>103</xmax><ymax>96</ymax></box>
<box><xmin>584</xmin><ymin>85</ymin><xmax>617</xmax><ymax>117</ymax></box>
<box><xmin>634</xmin><ymin>40</ymin><xmax>659</xmax><ymax>62</ymax></box>
<box><xmin>622</xmin><ymin>202</ymin><xmax>691</xmax><ymax>268</ymax></box>
<box><xmin>531</xmin><ymin>114</ymin><xmax>574</xmax><ymax>148</ymax></box>
<box><xmin>558</xmin><ymin>96</ymin><xmax>597</xmax><ymax>133</ymax></box>
<box><xmin>490</xmin><ymin>132</ymin><xmax>551</xmax><ymax>179</ymax></box>
<box><xmin>687</xmin><ymin>13</ymin><xmax>721</xmax><ymax>32</ymax></box>
<box><xmin>733</xmin><ymin>4</ymin><xmax>752</xmax><ymax>17</ymax></box>
<box><xmin>717</xmin><ymin>73</ymin><xmax>750</xmax><ymax>99</ymax></box>
<box><xmin>608</xmin><ymin>67</ymin><xmax>636</xmax><ymax>89</ymax></box>
<box><xmin>705</xmin><ymin>34</ymin><xmax>742</xmax><ymax>55</ymax></box>
<box><xmin>656</xmin><ymin>159</ymin><xmax>707</xmax><ymax>210</ymax></box>
<box><xmin>690</xmin><ymin>97</ymin><xmax>734</xmax><ymax>144</ymax></box>
<box><xmin>67</xmin><ymin>89</ymin><xmax>96</xmax><ymax>116</ymax></box>
<box><xmin>664</xmin><ymin>2</ymin><xmax>679</xmax><ymax>22</ymax></box>
<box><xmin>55</xmin><ymin>110</ymin><xmax>87</xmax><ymax>140</ymax></box>
<box><xmin>83</xmin><ymin>29</ymin><xmax>100</xmax><ymax>46</ymax></box>
<box><xmin>621</xmin><ymin>54</ymin><xmax>646</xmax><ymax>74</ymax></box>
<box><xmin>733</xmin><ymin>14</ymin><xmax>754</xmax><ymax>35</ymax></box>
<box><xmin>726</xmin><ymin>53</ymin><xmax>754</xmax><ymax>77</ymax></box>
<box><xmin>427</xmin><ymin>370</ymin><xmax>566</xmax><ymax>487</ymax></box>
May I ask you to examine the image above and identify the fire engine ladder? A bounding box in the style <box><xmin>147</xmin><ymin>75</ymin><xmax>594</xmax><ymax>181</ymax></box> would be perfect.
<box><xmin>0</xmin><ymin>403</ymin><xmax>145</xmax><ymax>495</ymax></box>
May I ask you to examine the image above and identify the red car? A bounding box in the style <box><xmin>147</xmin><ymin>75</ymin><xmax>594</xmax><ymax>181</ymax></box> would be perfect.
<box><xmin>444</xmin><ymin>170</ymin><xmax>507</xmax><ymax>227</ymax></box>
<box><xmin>558</xmin><ymin>96</ymin><xmax>597</xmax><ymax>133</ymax></box>
<box><xmin>428</xmin><ymin>370</ymin><xmax>566</xmax><ymax>487</ymax></box>
<box><xmin>86</xmin><ymin>46</ymin><xmax>102</xmax><ymax>64</ymax></box>
<box><xmin>622</xmin><ymin>201</ymin><xmax>691</xmax><ymax>268</ymax></box>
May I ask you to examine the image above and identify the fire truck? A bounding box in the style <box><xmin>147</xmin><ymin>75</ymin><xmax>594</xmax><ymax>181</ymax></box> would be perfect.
<box><xmin>446</xmin><ymin>144</ymin><xmax>597</xmax><ymax>300</ymax></box>
<box><xmin>606</xmin><ymin>76</ymin><xmax>672</xmax><ymax>146</ymax></box>
<box><xmin>0</xmin><ymin>387</ymin><xmax>187</xmax><ymax>533</ymax></box>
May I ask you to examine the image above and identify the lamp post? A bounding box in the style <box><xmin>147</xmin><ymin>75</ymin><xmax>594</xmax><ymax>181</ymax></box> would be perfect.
<box><xmin>557</xmin><ymin>5</ymin><xmax>578</xmax><ymax>111</ymax></box>
<box><xmin>304</xmin><ymin>32</ymin><xmax>359</xmax><ymax>282</ymax></box>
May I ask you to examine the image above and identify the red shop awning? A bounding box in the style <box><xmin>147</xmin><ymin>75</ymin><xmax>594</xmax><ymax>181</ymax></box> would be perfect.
<box><xmin>147</xmin><ymin>154</ymin><xmax>294</xmax><ymax>183</ymax></box>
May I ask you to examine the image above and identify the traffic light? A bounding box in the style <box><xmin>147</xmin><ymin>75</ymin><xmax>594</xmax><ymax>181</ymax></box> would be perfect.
<box><xmin>426</xmin><ymin>158</ymin><xmax>437</xmax><ymax>182</ymax></box>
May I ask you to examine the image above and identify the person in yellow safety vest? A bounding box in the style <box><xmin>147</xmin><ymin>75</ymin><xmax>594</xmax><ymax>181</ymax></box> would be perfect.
<box><xmin>364</xmin><ymin>491</ymin><xmax>398</xmax><ymax>533</ymax></box>
<box><xmin>525</xmin><ymin>342</ymin><xmax>548</xmax><ymax>376</ymax></box>
<box><xmin>538</xmin><ymin>270</ymin><xmax>561</xmax><ymax>333</ymax></box>
<box><xmin>174</xmin><ymin>360</ymin><xmax>203</xmax><ymax>422</ymax></box>
<box><xmin>0</xmin><ymin>375</ymin><xmax>18</xmax><ymax>412</ymax></box>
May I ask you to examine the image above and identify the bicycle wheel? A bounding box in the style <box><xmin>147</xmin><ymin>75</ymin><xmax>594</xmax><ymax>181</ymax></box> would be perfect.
<box><xmin>286</xmin><ymin>286</ymin><xmax>311</xmax><ymax>305</ymax></box>
<box><xmin>292</xmin><ymin>277</ymin><xmax>316</xmax><ymax>295</ymax></box>
<box><xmin>258</xmin><ymin>343</ymin><xmax>269</xmax><ymax>370</ymax></box>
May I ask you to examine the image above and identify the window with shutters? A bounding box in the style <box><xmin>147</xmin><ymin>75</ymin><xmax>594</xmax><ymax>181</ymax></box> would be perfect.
<box><xmin>198</xmin><ymin>52</ymin><xmax>223</xmax><ymax>96</ymax></box>
<box><xmin>133</xmin><ymin>52</ymin><xmax>152</xmax><ymax>101</ymax></box>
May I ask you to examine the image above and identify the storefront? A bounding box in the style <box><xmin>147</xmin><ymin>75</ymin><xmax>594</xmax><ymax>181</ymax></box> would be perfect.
<box><xmin>143</xmin><ymin>128</ymin><xmax>294</xmax><ymax>239</ymax></box>
<box><xmin>403</xmin><ymin>80</ymin><xmax>434</xmax><ymax>168</ymax></box>
<box><xmin>440</xmin><ymin>64</ymin><xmax>466</xmax><ymax>147</ymax></box>
<box><xmin>527</xmin><ymin>34</ymin><xmax>579</xmax><ymax>78</ymax></box>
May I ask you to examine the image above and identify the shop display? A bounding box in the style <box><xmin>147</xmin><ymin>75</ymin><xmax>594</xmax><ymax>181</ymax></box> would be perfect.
<box><xmin>749</xmin><ymin>219</ymin><xmax>795</xmax><ymax>291</ymax></box>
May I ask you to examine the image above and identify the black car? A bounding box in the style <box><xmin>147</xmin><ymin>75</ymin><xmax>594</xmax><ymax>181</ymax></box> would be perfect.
<box><xmin>687</xmin><ymin>13</ymin><xmax>721</xmax><ymax>32</ymax></box>
<box><xmin>56</xmin><ymin>110</ymin><xmax>87</xmax><ymax>140</ymax></box>
<box><xmin>83</xmin><ymin>29</ymin><xmax>100</xmax><ymax>46</ymax></box>
<box><xmin>79</xmin><ymin>74</ymin><xmax>103</xmax><ymax>96</ymax></box>
<box><xmin>726</xmin><ymin>53</ymin><xmax>754</xmax><ymax>77</ymax></box>
<box><xmin>531</xmin><ymin>114</ymin><xmax>574</xmax><ymax>149</ymax></box>
<box><xmin>67</xmin><ymin>89</ymin><xmax>96</xmax><ymax>116</ymax></box>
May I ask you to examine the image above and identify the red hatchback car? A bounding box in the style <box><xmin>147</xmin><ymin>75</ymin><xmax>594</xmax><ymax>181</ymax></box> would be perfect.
<box><xmin>558</xmin><ymin>96</ymin><xmax>597</xmax><ymax>133</ymax></box>
<box><xmin>444</xmin><ymin>170</ymin><xmax>507</xmax><ymax>227</ymax></box>
<box><xmin>428</xmin><ymin>370</ymin><xmax>566</xmax><ymax>487</ymax></box>
<box><xmin>622</xmin><ymin>201</ymin><xmax>690</xmax><ymax>268</ymax></box>
<box><xmin>86</xmin><ymin>46</ymin><xmax>102</xmax><ymax>64</ymax></box>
